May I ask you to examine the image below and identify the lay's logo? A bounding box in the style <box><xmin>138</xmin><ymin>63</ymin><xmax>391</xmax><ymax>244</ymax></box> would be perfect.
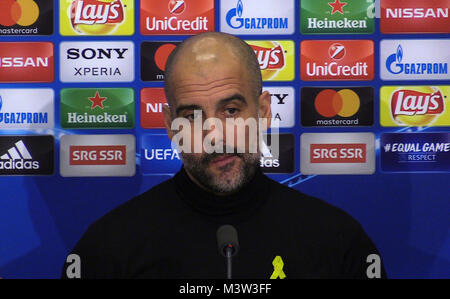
<box><xmin>247</xmin><ymin>40</ymin><xmax>295</xmax><ymax>81</ymax></box>
<box><xmin>70</xmin><ymin>0</ymin><xmax>125</xmax><ymax>26</ymax></box>
<box><xmin>252</xmin><ymin>44</ymin><xmax>284</xmax><ymax>70</ymax></box>
<box><xmin>60</xmin><ymin>0</ymin><xmax>134</xmax><ymax>36</ymax></box>
<box><xmin>380</xmin><ymin>86</ymin><xmax>450</xmax><ymax>127</ymax></box>
<box><xmin>391</xmin><ymin>89</ymin><xmax>444</xmax><ymax>117</ymax></box>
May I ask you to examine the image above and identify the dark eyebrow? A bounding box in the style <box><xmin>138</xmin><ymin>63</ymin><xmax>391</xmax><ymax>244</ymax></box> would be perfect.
<box><xmin>175</xmin><ymin>104</ymin><xmax>202</xmax><ymax>116</ymax></box>
<box><xmin>174</xmin><ymin>94</ymin><xmax>247</xmax><ymax>116</ymax></box>
<box><xmin>217</xmin><ymin>93</ymin><xmax>248</xmax><ymax>107</ymax></box>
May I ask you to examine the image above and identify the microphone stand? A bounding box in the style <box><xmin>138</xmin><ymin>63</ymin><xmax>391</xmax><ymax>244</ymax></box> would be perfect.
<box><xmin>225</xmin><ymin>246</ymin><xmax>233</xmax><ymax>279</ymax></box>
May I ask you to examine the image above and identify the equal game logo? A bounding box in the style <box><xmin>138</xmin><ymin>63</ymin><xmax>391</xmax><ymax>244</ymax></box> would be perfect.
<box><xmin>0</xmin><ymin>0</ymin><xmax>53</xmax><ymax>35</ymax></box>
<box><xmin>60</xmin><ymin>0</ymin><xmax>134</xmax><ymax>35</ymax></box>
<box><xmin>220</xmin><ymin>0</ymin><xmax>294</xmax><ymax>35</ymax></box>
<box><xmin>0</xmin><ymin>89</ymin><xmax>54</xmax><ymax>129</ymax></box>
<box><xmin>60</xmin><ymin>41</ymin><xmax>134</xmax><ymax>82</ymax></box>
<box><xmin>301</xmin><ymin>0</ymin><xmax>374</xmax><ymax>34</ymax></box>
<box><xmin>0</xmin><ymin>135</ymin><xmax>54</xmax><ymax>175</ymax></box>
<box><xmin>247</xmin><ymin>41</ymin><xmax>295</xmax><ymax>81</ymax></box>
<box><xmin>264</xmin><ymin>87</ymin><xmax>295</xmax><ymax>128</ymax></box>
<box><xmin>60</xmin><ymin>134</ymin><xmax>136</xmax><ymax>177</ymax></box>
<box><xmin>381</xmin><ymin>133</ymin><xmax>450</xmax><ymax>172</ymax></box>
<box><xmin>141</xmin><ymin>88</ymin><xmax>168</xmax><ymax>129</ymax></box>
<box><xmin>381</xmin><ymin>0</ymin><xmax>450</xmax><ymax>34</ymax></box>
<box><xmin>300</xmin><ymin>40</ymin><xmax>374</xmax><ymax>81</ymax></box>
<box><xmin>141</xmin><ymin>134</ymin><xmax>182</xmax><ymax>175</ymax></box>
<box><xmin>300</xmin><ymin>133</ymin><xmax>375</xmax><ymax>174</ymax></box>
<box><xmin>380</xmin><ymin>39</ymin><xmax>449</xmax><ymax>81</ymax></box>
<box><xmin>140</xmin><ymin>0</ymin><xmax>214</xmax><ymax>35</ymax></box>
<box><xmin>0</xmin><ymin>42</ymin><xmax>54</xmax><ymax>82</ymax></box>
<box><xmin>380</xmin><ymin>86</ymin><xmax>450</xmax><ymax>127</ymax></box>
<box><xmin>301</xmin><ymin>87</ymin><xmax>374</xmax><ymax>127</ymax></box>
<box><xmin>141</xmin><ymin>41</ymin><xmax>180</xmax><ymax>81</ymax></box>
<box><xmin>60</xmin><ymin>88</ymin><xmax>135</xmax><ymax>129</ymax></box>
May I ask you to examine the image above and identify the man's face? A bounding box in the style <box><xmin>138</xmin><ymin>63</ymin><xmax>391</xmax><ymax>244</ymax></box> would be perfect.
<box><xmin>164</xmin><ymin>55</ymin><xmax>270</xmax><ymax>194</ymax></box>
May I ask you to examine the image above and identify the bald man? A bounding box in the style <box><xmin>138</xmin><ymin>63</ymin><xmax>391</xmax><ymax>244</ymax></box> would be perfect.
<box><xmin>62</xmin><ymin>33</ymin><xmax>385</xmax><ymax>279</ymax></box>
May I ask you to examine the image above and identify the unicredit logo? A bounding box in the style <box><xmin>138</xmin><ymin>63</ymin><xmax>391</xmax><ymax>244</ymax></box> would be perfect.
<box><xmin>141</xmin><ymin>0</ymin><xmax>214</xmax><ymax>35</ymax></box>
<box><xmin>329</xmin><ymin>43</ymin><xmax>345</xmax><ymax>60</ymax></box>
<box><xmin>301</xmin><ymin>40</ymin><xmax>374</xmax><ymax>81</ymax></box>
<box><xmin>169</xmin><ymin>0</ymin><xmax>186</xmax><ymax>15</ymax></box>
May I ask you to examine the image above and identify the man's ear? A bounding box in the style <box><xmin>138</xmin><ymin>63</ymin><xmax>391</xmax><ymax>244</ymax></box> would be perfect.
<box><xmin>258</xmin><ymin>90</ymin><xmax>272</xmax><ymax>130</ymax></box>
<box><xmin>163</xmin><ymin>104</ymin><xmax>174</xmax><ymax>141</ymax></box>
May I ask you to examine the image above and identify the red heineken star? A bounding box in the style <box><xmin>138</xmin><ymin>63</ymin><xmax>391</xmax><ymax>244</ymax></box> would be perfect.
<box><xmin>88</xmin><ymin>91</ymin><xmax>107</xmax><ymax>109</ymax></box>
<box><xmin>328</xmin><ymin>0</ymin><xmax>348</xmax><ymax>15</ymax></box>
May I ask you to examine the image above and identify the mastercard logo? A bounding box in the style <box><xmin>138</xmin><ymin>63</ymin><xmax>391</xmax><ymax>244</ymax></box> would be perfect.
<box><xmin>0</xmin><ymin>0</ymin><xmax>39</xmax><ymax>27</ymax></box>
<box><xmin>154</xmin><ymin>43</ymin><xmax>177</xmax><ymax>71</ymax></box>
<box><xmin>314</xmin><ymin>89</ymin><xmax>360</xmax><ymax>118</ymax></box>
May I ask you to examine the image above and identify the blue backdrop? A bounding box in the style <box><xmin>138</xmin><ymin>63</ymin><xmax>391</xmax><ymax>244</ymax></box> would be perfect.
<box><xmin>0</xmin><ymin>0</ymin><xmax>449</xmax><ymax>278</ymax></box>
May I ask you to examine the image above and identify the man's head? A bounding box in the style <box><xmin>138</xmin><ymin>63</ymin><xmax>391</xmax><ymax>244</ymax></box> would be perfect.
<box><xmin>163</xmin><ymin>32</ymin><xmax>271</xmax><ymax>195</ymax></box>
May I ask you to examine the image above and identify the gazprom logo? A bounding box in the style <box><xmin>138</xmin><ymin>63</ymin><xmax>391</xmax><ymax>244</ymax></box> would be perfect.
<box><xmin>0</xmin><ymin>90</ymin><xmax>51</xmax><ymax>127</ymax></box>
<box><xmin>386</xmin><ymin>44</ymin><xmax>448</xmax><ymax>75</ymax></box>
<box><xmin>385</xmin><ymin>45</ymin><xmax>404</xmax><ymax>74</ymax></box>
<box><xmin>225</xmin><ymin>0</ymin><xmax>288</xmax><ymax>30</ymax></box>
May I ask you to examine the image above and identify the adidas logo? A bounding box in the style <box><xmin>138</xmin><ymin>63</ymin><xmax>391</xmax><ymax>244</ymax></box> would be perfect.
<box><xmin>260</xmin><ymin>140</ymin><xmax>280</xmax><ymax>168</ymax></box>
<box><xmin>0</xmin><ymin>140</ymin><xmax>39</xmax><ymax>170</ymax></box>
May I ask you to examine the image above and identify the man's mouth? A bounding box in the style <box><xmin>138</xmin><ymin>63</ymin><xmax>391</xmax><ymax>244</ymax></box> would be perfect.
<box><xmin>210</xmin><ymin>154</ymin><xmax>238</xmax><ymax>168</ymax></box>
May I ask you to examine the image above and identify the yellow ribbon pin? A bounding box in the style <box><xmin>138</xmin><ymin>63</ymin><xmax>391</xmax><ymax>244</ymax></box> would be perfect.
<box><xmin>270</xmin><ymin>256</ymin><xmax>286</xmax><ymax>279</ymax></box>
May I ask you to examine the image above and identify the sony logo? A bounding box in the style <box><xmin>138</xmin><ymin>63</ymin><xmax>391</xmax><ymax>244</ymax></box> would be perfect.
<box><xmin>66</xmin><ymin>48</ymin><xmax>129</xmax><ymax>59</ymax></box>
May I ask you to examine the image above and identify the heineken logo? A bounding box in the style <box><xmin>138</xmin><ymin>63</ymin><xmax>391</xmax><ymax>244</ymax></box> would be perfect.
<box><xmin>88</xmin><ymin>91</ymin><xmax>107</xmax><ymax>109</ymax></box>
<box><xmin>60</xmin><ymin>88</ymin><xmax>135</xmax><ymax>129</ymax></box>
<box><xmin>301</xmin><ymin>0</ymin><xmax>374</xmax><ymax>34</ymax></box>
<box><xmin>328</xmin><ymin>0</ymin><xmax>347</xmax><ymax>15</ymax></box>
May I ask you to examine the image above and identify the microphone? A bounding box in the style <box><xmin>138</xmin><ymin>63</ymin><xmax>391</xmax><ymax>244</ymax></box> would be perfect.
<box><xmin>216</xmin><ymin>225</ymin><xmax>239</xmax><ymax>279</ymax></box>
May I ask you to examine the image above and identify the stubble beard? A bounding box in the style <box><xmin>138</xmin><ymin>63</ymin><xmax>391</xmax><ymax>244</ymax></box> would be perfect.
<box><xmin>181</xmin><ymin>151</ymin><xmax>261</xmax><ymax>195</ymax></box>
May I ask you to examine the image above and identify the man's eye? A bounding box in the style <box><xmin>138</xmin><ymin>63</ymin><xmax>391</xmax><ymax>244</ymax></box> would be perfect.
<box><xmin>185</xmin><ymin>113</ymin><xmax>200</xmax><ymax>121</ymax></box>
<box><xmin>224</xmin><ymin>107</ymin><xmax>239</xmax><ymax>116</ymax></box>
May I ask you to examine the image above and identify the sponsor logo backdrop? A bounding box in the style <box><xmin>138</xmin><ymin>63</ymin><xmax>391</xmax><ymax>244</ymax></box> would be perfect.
<box><xmin>0</xmin><ymin>0</ymin><xmax>448</xmax><ymax>279</ymax></box>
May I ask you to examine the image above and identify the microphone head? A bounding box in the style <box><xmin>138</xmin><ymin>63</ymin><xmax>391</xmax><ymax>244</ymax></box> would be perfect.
<box><xmin>216</xmin><ymin>225</ymin><xmax>240</xmax><ymax>257</ymax></box>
